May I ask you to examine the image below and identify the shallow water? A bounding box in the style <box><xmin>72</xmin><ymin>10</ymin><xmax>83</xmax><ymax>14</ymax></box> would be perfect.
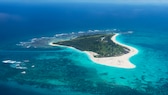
<box><xmin>1</xmin><ymin>31</ymin><xmax>168</xmax><ymax>95</ymax></box>
<box><xmin>1</xmin><ymin>2</ymin><xmax>168</xmax><ymax>95</ymax></box>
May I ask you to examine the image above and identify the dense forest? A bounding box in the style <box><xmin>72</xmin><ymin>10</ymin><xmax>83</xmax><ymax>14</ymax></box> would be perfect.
<box><xmin>53</xmin><ymin>34</ymin><xmax>130</xmax><ymax>58</ymax></box>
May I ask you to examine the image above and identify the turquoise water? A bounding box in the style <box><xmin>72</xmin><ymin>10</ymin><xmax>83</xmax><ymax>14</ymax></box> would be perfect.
<box><xmin>1</xmin><ymin>30</ymin><xmax>168</xmax><ymax>95</ymax></box>
<box><xmin>1</xmin><ymin>2</ymin><xmax>168</xmax><ymax>95</ymax></box>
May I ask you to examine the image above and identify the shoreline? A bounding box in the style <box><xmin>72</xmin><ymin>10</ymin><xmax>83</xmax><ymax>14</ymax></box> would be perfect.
<box><xmin>84</xmin><ymin>33</ymin><xmax>138</xmax><ymax>69</ymax></box>
<box><xmin>49</xmin><ymin>33</ymin><xmax>138</xmax><ymax>69</ymax></box>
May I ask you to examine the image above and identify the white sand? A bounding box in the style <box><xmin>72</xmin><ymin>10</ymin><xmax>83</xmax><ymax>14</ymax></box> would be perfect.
<box><xmin>84</xmin><ymin>33</ymin><xmax>138</xmax><ymax>69</ymax></box>
<box><xmin>49</xmin><ymin>33</ymin><xmax>138</xmax><ymax>69</ymax></box>
<box><xmin>49</xmin><ymin>42</ymin><xmax>75</xmax><ymax>49</ymax></box>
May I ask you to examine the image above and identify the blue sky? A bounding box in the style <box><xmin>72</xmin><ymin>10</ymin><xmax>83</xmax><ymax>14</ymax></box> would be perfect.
<box><xmin>0</xmin><ymin>0</ymin><xmax>168</xmax><ymax>4</ymax></box>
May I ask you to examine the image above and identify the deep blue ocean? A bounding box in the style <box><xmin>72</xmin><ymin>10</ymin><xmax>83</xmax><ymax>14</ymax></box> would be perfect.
<box><xmin>0</xmin><ymin>2</ymin><xmax>168</xmax><ymax>95</ymax></box>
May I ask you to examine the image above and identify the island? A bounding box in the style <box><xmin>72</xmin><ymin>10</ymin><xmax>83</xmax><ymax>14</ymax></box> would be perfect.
<box><xmin>49</xmin><ymin>33</ymin><xmax>138</xmax><ymax>69</ymax></box>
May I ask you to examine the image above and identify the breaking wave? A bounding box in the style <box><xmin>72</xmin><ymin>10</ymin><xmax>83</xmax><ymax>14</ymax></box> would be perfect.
<box><xmin>16</xmin><ymin>29</ymin><xmax>123</xmax><ymax>48</ymax></box>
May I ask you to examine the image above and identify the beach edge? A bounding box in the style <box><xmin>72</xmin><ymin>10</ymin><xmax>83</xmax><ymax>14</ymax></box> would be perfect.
<box><xmin>49</xmin><ymin>33</ymin><xmax>139</xmax><ymax>69</ymax></box>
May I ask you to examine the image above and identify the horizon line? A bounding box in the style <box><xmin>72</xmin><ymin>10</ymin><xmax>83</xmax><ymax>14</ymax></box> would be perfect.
<box><xmin>1</xmin><ymin>0</ymin><xmax>168</xmax><ymax>5</ymax></box>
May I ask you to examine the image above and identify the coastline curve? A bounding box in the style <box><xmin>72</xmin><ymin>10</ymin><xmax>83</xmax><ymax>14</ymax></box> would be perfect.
<box><xmin>49</xmin><ymin>33</ymin><xmax>139</xmax><ymax>69</ymax></box>
<box><xmin>84</xmin><ymin>33</ymin><xmax>138</xmax><ymax>69</ymax></box>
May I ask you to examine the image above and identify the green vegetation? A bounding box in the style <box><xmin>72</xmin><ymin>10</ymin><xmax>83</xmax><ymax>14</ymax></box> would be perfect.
<box><xmin>53</xmin><ymin>34</ymin><xmax>129</xmax><ymax>58</ymax></box>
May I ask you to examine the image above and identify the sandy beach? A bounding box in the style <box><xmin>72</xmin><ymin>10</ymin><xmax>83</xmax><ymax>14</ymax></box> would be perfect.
<box><xmin>49</xmin><ymin>33</ymin><xmax>138</xmax><ymax>69</ymax></box>
<box><xmin>84</xmin><ymin>33</ymin><xmax>138</xmax><ymax>68</ymax></box>
<box><xmin>49</xmin><ymin>42</ymin><xmax>76</xmax><ymax>49</ymax></box>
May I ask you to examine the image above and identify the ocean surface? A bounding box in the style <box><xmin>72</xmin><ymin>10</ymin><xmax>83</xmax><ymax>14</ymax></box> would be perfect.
<box><xmin>0</xmin><ymin>2</ymin><xmax>168</xmax><ymax>95</ymax></box>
